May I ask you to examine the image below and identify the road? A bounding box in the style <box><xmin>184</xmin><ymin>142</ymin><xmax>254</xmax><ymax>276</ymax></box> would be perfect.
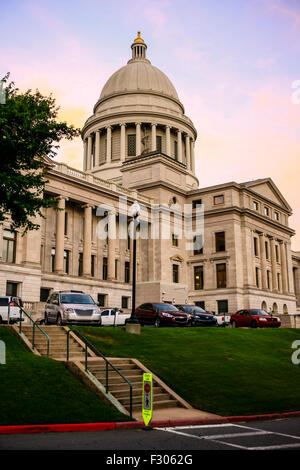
<box><xmin>1</xmin><ymin>417</ymin><xmax>300</xmax><ymax>453</ymax></box>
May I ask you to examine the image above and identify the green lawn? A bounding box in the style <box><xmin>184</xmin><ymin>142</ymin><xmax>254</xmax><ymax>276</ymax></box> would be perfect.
<box><xmin>0</xmin><ymin>327</ymin><xmax>130</xmax><ymax>426</ymax></box>
<box><xmin>74</xmin><ymin>325</ymin><xmax>300</xmax><ymax>416</ymax></box>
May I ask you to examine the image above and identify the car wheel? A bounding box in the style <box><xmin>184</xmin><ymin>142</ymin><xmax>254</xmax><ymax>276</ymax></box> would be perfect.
<box><xmin>44</xmin><ymin>313</ymin><xmax>50</xmax><ymax>325</ymax></box>
<box><xmin>251</xmin><ymin>320</ymin><xmax>258</xmax><ymax>328</ymax></box>
<box><xmin>56</xmin><ymin>314</ymin><xmax>63</xmax><ymax>326</ymax></box>
<box><xmin>155</xmin><ymin>317</ymin><xmax>161</xmax><ymax>328</ymax></box>
<box><xmin>231</xmin><ymin>320</ymin><xmax>237</xmax><ymax>328</ymax></box>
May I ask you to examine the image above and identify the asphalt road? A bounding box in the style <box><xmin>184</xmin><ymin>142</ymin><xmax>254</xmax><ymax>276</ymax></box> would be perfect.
<box><xmin>1</xmin><ymin>417</ymin><xmax>300</xmax><ymax>454</ymax></box>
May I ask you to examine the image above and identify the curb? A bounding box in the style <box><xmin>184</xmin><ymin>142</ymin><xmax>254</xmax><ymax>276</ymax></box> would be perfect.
<box><xmin>0</xmin><ymin>411</ymin><xmax>300</xmax><ymax>435</ymax></box>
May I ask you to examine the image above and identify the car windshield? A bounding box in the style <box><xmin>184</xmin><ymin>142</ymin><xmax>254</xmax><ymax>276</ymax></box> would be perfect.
<box><xmin>250</xmin><ymin>310</ymin><xmax>269</xmax><ymax>316</ymax></box>
<box><xmin>60</xmin><ymin>294</ymin><xmax>95</xmax><ymax>305</ymax></box>
<box><xmin>154</xmin><ymin>304</ymin><xmax>179</xmax><ymax>311</ymax></box>
<box><xmin>181</xmin><ymin>306</ymin><xmax>206</xmax><ymax>314</ymax></box>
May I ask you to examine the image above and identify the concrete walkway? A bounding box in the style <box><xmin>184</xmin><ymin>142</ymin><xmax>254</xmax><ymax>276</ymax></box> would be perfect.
<box><xmin>133</xmin><ymin>406</ymin><xmax>220</xmax><ymax>422</ymax></box>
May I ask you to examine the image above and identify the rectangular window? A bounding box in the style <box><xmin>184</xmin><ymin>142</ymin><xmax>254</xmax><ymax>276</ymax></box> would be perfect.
<box><xmin>174</xmin><ymin>141</ymin><xmax>178</xmax><ymax>160</ymax></box>
<box><xmin>97</xmin><ymin>294</ymin><xmax>106</xmax><ymax>307</ymax></box>
<box><xmin>125</xmin><ymin>261</ymin><xmax>130</xmax><ymax>283</ymax></box>
<box><xmin>122</xmin><ymin>296</ymin><xmax>129</xmax><ymax>309</ymax></box>
<box><xmin>115</xmin><ymin>259</ymin><xmax>118</xmax><ymax>280</ymax></box>
<box><xmin>264</xmin><ymin>206</ymin><xmax>269</xmax><ymax>216</ymax></box>
<box><xmin>91</xmin><ymin>254</ymin><xmax>96</xmax><ymax>277</ymax></box>
<box><xmin>6</xmin><ymin>281</ymin><xmax>18</xmax><ymax>297</ymax></box>
<box><xmin>192</xmin><ymin>199</ymin><xmax>202</xmax><ymax>209</ymax></box>
<box><xmin>253</xmin><ymin>201</ymin><xmax>259</xmax><ymax>211</ymax></box>
<box><xmin>217</xmin><ymin>300</ymin><xmax>228</xmax><ymax>314</ymax></box>
<box><xmin>172</xmin><ymin>234</ymin><xmax>179</xmax><ymax>247</ymax></box>
<box><xmin>127</xmin><ymin>134</ymin><xmax>136</xmax><ymax>156</ymax></box>
<box><xmin>193</xmin><ymin>235</ymin><xmax>203</xmax><ymax>255</ymax></box>
<box><xmin>267</xmin><ymin>270</ymin><xmax>271</xmax><ymax>290</ymax></box>
<box><xmin>195</xmin><ymin>301</ymin><xmax>205</xmax><ymax>310</ymax></box>
<box><xmin>78</xmin><ymin>253</ymin><xmax>83</xmax><ymax>276</ymax></box>
<box><xmin>275</xmin><ymin>245</ymin><xmax>279</xmax><ymax>263</ymax></box>
<box><xmin>2</xmin><ymin>229</ymin><xmax>16</xmax><ymax>263</ymax></box>
<box><xmin>194</xmin><ymin>266</ymin><xmax>204</xmax><ymax>290</ymax></box>
<box><xmin>274</xmin><ymin>212</ymin><xmax>279</xmax><ymax>221</ymax></box>
<box><xmin>216</xmin><ymin>263</ymin><xmax>227</xmax><ymax>288</ymax></box>
<box><xmin>156</xmin><ymin>135</ymin><xmax>162</xmax><ymax>152</ymax></box>
<box><xmin>254</xmin><ymin>237</ymin><xmax>258</xmax><ymax>256</ymax></box>
<box><xmin>277</xmin><ymin>273</ymin><xmax>281</xmax><ymax>291</ymax></box>
<box><xmin>255</xmin><ymin>267</ymin><xmax>260</xmax><ymax>288</ymax></box>
<box><xmin>214</xmin><ymin>194</ymin><xmax>224</xmax><ymax>205</ymax></box>
<box><xmin>173</xmin><ymin>264</ymin><xmax>179</xmax><ymax>283</ymax></box>
<box><xmin>64</xmin><ymin>212</ymin><xmax>68</xmax><ymax>236</ymax></box>
<box><xmin>40</xmin><ymin>288</ymin><xmax>51</xmax><ymax>302</ymax></box>
<box><xmin>103</xmin><ymin>257</ymin><xmax>108</xmax><ymax>280</ymax></box>
<box><xmin>215</xmin><ymin>232</ymin><xmax>226</xmax><ymax>252</ymax></box>
<box><xmin>265</xmin><ymin>241</ymin><xmax>269</xmax><ymax>260</ymax></box>
<box><xmin>63</xmin><ymin>250</ymin><xmax>70</xmax><ymax>274</ymax></box>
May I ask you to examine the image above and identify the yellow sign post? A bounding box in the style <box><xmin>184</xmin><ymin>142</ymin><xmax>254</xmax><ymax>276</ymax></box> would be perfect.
<box><xmin>142</xmin><ymin>372</ymin><xmax>153</xmax><ymax>428</ymax></box>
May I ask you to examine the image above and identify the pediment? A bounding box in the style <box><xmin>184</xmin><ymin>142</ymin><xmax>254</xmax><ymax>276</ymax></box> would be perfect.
<box><xmin>242</xmin><ymin>178</ymin><xmax>292</xmax><ymax>212</ymax></box>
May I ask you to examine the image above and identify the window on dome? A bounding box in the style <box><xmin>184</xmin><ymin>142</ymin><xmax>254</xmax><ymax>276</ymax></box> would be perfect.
<box><xmin>156</xmin><ymin>135</ymin><xmax>162</xmax><ymax>153</ymax></box>
<box><xmin>174</xmin><ymin>141</ymin><xmax>178</xmax><ymax>160</ymax></box>
<box><xmin>127</xmin><ymin>134</ymin><xmax>136</xmax><ymax>157</ymax></box>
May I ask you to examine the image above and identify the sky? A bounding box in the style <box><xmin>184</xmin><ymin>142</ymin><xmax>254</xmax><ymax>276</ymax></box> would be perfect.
<box><xmin>1</xmin><ymin>0</ymin><xmax>300</xmax><ymax>249</ymax></box>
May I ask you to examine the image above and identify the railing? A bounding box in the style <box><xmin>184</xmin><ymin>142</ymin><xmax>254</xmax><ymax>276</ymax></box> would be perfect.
<box><xmin>66</xmin><ymin>328</ymin><xmax>132</xmax><ymax>418</ymax></box>
<box><xmin>18</xmin><ymin>307</ymin><xmax>50</xmax><ymax>357</ymax></box>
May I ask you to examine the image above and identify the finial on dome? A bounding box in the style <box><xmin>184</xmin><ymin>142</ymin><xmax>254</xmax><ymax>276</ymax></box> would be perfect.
<box><xmin>134</xmin><ymin>30</ymin><xmax>144</xmax><ymax>43</ymax></box>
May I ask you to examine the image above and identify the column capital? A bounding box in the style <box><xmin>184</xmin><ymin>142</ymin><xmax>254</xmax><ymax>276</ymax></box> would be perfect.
<box><xmin>135</xmin><ymin>121</ymin><xmax>141</xmax><ymax>126</ymax></box>
<box><xmin>120</xmin><ymin>122</ymin><xmax>127</xmax><ymax>127</ymax></box>
<box><xmin>106</xmin><ymin>125</ymin><xmax>112</xmax><ymax>130</ymax></box>
<box><xmin>56</xmin><ymin>195</ymin><xmax>69</xmax><ymax>202</ymax></box>
<box><xmin>151</xmin><ymin>122</ymin><xmax>157</xmax><ymax>127</ymax></box>
<box><xmin>81</xmin><ymin>203</ymin><xmax>95</xmax><ymax>210</ymax></box>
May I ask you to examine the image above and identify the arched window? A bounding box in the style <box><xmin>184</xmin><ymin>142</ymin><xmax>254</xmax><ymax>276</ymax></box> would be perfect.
<box><xmin>272</xmin><ymin>303</ymin><xmax>278</xmax><ymax>314</ymax></box>
<box><xmin>261</xmin><ymin>301</ymin><xmax>267</xmax><ymax>312</ymax></box>
<box><xmin>283</xmin><ymin>304</ymin><xmax>288</xmax><ymax>314</ymax></box>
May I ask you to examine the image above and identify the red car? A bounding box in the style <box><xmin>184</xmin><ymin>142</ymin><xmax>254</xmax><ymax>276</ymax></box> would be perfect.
<box><xmin>230</xmin><ymin>309</ymin><xmax>281</xmax><ymax>328</ymax></box>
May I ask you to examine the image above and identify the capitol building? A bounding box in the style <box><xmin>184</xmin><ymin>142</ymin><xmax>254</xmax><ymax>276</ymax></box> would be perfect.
<box><xmin>1</xmin><ymin>32</ymin><xmax>300</xmax><ymax>320</ymax></box>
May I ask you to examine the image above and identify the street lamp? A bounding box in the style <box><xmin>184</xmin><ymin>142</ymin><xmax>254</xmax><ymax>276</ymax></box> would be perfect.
<box><xmin>126</xmin><ymin>201</ymin><xmax>141</xmax><ymax>333</ymax></box>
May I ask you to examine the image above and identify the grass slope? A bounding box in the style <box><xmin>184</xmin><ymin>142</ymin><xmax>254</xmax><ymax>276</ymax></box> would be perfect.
<box><xmin>0</xmin><ymin>327</ymin><xmax>130</xmax><ymax>426</ymax></box>
<box><xmin>75</xmin><ymin>326</ymin><xmax>300</xmax><ymax>416</ymax></box>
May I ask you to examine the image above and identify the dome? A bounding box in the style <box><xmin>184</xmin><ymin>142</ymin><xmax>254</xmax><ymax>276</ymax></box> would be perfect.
<box><xmin>100</xmin><ymin>61</ymin><xmax>180</xmax><ymax>102</ymax></box>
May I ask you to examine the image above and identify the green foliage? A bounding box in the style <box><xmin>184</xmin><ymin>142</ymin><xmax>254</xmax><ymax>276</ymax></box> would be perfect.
<box><xmin>0</xmin><ymin>73</ymin><xmax>80</xmax><ymax>231</ymax></box>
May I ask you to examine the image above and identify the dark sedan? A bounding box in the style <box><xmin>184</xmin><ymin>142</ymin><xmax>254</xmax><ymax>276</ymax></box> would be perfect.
<box><xmin>135</xmin><ymin>303</ymin><xmax>190</xmax><ymax>327</ymax></box>
<box><xmin>175</xmin><ymin>305</ymin><xmax>218</xmax><ymax>327</ymax></box>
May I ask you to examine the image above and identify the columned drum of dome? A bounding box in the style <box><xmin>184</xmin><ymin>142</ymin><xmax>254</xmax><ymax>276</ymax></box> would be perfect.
<box><xmin>81</xmin><ymin>33</ymin><xmax>198</xmax><ymax>189</ymax></box>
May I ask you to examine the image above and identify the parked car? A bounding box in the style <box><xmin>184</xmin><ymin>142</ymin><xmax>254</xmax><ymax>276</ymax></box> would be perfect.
<box><xmin>100</xmin><ymin>308</ymin><xmax>131</xmax><ymax>326</ymax></box>
<box><xmin>44</xmin><ymin>291</ymin><xmax>101</xmax><ymax>326</ymax></box>
<box><xmin>175</xmin><ymin>305</ymin><xmax>218</xmax><ymax>327</ymax></box>
<box><xmin>210</xmin><ymin>313</ymin><xmax>231</xmax><ymax>327</ymax></box>
<box><xmin>0</xmin><ymin>296</ymin><xmax>23</xmax><ymax>324</ymax></box>
<box><xmin>135</xmin><ymin>303</ymin><xmax>190</xmax><ymax>327</ymax></box>
<box><xmin>230</xmin><ymin>309</ymin><xmax>281</xmax><ymax>328</ymax></box>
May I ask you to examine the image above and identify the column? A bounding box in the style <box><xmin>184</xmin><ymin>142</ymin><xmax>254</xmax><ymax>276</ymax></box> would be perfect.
<box><xmin>185</xmin><ymin>134</ymin><xmax>191</xmax><ymax>169</ymax></box>
<box><xmin>107</xmin><ymin>210</ymin><xmax>116</xmax><ymax>280</ymax></box>
<box><xmin>106</xmin><ymin>126</ymin><xmax>112</xmax><ymax>163</ymax></box>
<box><xmin>135</xmin><ymin>122</ymin><xmax>141</xmax><ymax>156</ymax></box>
<box><xmin>270</xmin><ymin>237</ymin><xmax>278</xmax><ymax>291</ymax></box>
<box><xmin>280</xmin><ymin>241</ymin><xmax>288</xmax><ymax>293</ymax></box>
<box><xmin>87</xmin><ymin>134</ymin><xmax>93</xmax><ymax>170</ymax></box>
<box><xmin>54</xmin><ymin>196</ymin><xmax>66</xmax><ymax>274</ymax></box>
<box><xmin>83</xmin><ymin>139</ymin><xmax>88</xmax><ymax>171</ymax></box>
<box><xmin>151</xmin><ymin>123</ymin><xmax>156</xmax><ymax>151</ymax></box>
<box><xmin>95</xmin><ymin>130</ymin><xmax>101</xmax><ymax>167</ymax></box>
<box><xmin>120</xmin><ymin>123</ymin><xmax>126</xmax><ymax>161</ymax></box>
<box><xmin>165</xmin><ymin>126</ymin><xmax>171</xmax><ymax>156</ymax></box>
<box><xmin>177</xmin><ymin>130</ymin><xmax>182</xmax><ymax>163</ymax></box>
<box><xmin>190</xmin><ymin>139</ymin><xmax>195</xmax><ymax>172</ymax></box>
<box><xmin>259</xmin><ymin>233</ymin><xmax>268</xmax><ymax>289</ymax></box>
<box><xmin>83</xmin><ymin>204</ymin><xmax>92</xmax><ymax>277</ymax></box>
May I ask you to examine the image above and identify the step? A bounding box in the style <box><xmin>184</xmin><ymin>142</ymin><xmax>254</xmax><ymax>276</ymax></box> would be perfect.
<box><xmin>112</xmin><ymin>386</ymin><xmax>164</xmax><ymax>399</ymax></box>
<box><xmin>119</xmin><ymin>393</ymin><xmax>171</xmax><ymax>406</ymax></box>
<box><xmin>87</xmin><ymin>363</ymin><xmax>137</xmax><ymax>372</ymax></box>
<box><xmin>91</xmin><ymin>369</ymin><xmax>142</xmax><ymax>379</ymax></box>
<box><xmin>131</xmin><ymin>400</ymin><xmax>178</xmax><ymax>412</ymax></box>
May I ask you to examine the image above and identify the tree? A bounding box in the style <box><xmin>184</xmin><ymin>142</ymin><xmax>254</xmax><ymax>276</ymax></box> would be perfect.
<box><xmin>0</xmin><ymin>73</ymin><xmax>80</xmax><ymax>231</ymax></box>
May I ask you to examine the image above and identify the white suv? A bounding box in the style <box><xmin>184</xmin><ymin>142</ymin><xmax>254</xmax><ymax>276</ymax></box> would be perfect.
<box><xmin>0</xmin><ymin>296</ymin><xmax>23</xmax><ymax>324</ymax></box>
<box><xmin>44</xmin><ymin>291</ymin><xmax>101</xmax><ymax>326</ymax></box>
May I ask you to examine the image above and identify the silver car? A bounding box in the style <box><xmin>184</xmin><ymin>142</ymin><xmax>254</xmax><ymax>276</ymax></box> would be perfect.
<box><xmin>44</xmin><ymin>291</ymin><xmax>101</xmax><ymax>326</ymax></box>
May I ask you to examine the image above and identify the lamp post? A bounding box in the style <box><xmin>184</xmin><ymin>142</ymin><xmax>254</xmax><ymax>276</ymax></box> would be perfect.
<box><xmin>126</xmin><ymin>201</ymin><xmax>141</xmax><ymax>334</ymax></box>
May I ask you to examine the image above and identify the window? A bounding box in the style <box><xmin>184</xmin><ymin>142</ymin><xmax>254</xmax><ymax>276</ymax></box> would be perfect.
<box><xmin>254</xmin><ymin>237</ymin><xmax>258</xmax><ymax>256</ymax></box>
<box><xmin>277</xmin><ymin>273</ymin><xmax>281</xmax><ymax>291</ymax></box>
<box><xmin>63</xmin><ymin>250</ymin><xmax>70</xmax><ymax>274</ymax></box>
<box><xmin>97</xmin><ymin>294</ymin><xmax>106</xmax><ymax>307</ymax></box>
<box><xmin>115</xmin><ymin>259</ymin><xmax>118</xmax><ymax>279</ymax></box>
<box><xmin>267</xmin><ymin>270</ymin><xmax>271</xmax><ymax>290</ymax></box>
<box><xmin>127</xmin><ymin>134</ymin><xmax>136</xmax><ymax>156</ymax></box>
<box><xmin>255</xmin><ymin>267</ymin><xmax>260</xmax><ymax>288</ymax></box>
<box><xmin>156</xmin><ymin>135</ymin><xmax>162</xmax><ymax>152</ymax></box>
<box><xmin>216</xmin><ymin>263</ymin><xmax>227</xmax><ymax>288</ymax></box>
<box><xmin>40</xmin><ymin>288</ymin><xmax>51</xmax><ymax>302</ymax></box>
<box><xmin>172</xmin><ymin>234</ymin><xmax>179</xmax><ymax>247</ymax></box>
<box><xmin>264</xmin><ymin>206</ymin><xmax>269</xmax><ymax>216</ymax></box>
<box><xmin>91</xmin><ymin>255</ymin><xmax>96</xmax><ymax>277</ymax></box>
<box><xmin>174</xmin><ymin>141</ymin><xmax>178</xmax><ymax>160</ymax></box>
<box><xmin>64</xmin><ymin>212</ymin><xmax>68</xmax><ymax>236</ymax></box>
<box><xmin>193</xmin><ymin>235</ymin><xmax>203</xmax><ymax>255</ymax></box>
<box><xmin>274</xmin><ymin>212</ymin><xmax>279</xmax><ymax>221</ymax></box>
<box><xmin>51</xmin><ymin>248</ymin><xmax>56</xmax><ymax>272</ymax></box>
<box><xmin>218</xmin><ymin>300</ymin><xmax>228</xmax><ymax>314</ymax></box>
<box><xmin>195</xmin><ymin>301</ymin><xmax>205</xmax><ymax>310</ymax></box>
<box><xmin>214</xmin><ymin>194</ymin><xmax>224</xmax><ymax>205</ymax></box>
<box><xmin>275</xmin><ymin>245</ymin><xmax>279</xmax><ymax>263</ymax></box>
<box><xmin>2</xmin><ymin>229</ymin><xmax>16</xmax><ymax>263</ymax></box>
<box><xmin>125</xmin><ymin>261</ymin><xmax>130</xmax><ymax>283</ymax></box>
<box><xmin>192</xmin><ymin>199</ymin><xmax>202</xmax><ymax>209</ymax></box>
<box><xmin>122</xmin><ymin>296</ymin><xmax>129</xmax><ymax>309</ymax></box>
<box><xmin>265</xmin><ymin>241</ymin><xmax>269</xmax><ymax>260</ymax></box>
<box><xmin>253</xmin><ymin>201</ymin><xmax>259</xmax><ymax>211</ymax></box>
<box><xmin>215</xmin><ymin>232</ymin><xmax>226</xmax><ymax>252</ymax></box>
<box><xmin>78</xmin><ymin>253</ymin><xmax>83</xmax><ymax>276</ymax></box>
<box><xmin>103</xmin><ymin>257</ymin><xmax>108</xmax><ymax>280</ymax></box>
<box><xmin>194</xmin><ymin>266</ymin><xmax>204</xmax><ymax>290</ymax></box>
<box><xmin>172</xmin><ymin>264</ymin><xmax>179</xmax><ymax>283</ymax></box>
<box><xmin>6</xmin><ymin>281</ymin><xmax>18</xmax><ymax>297</ymax></box>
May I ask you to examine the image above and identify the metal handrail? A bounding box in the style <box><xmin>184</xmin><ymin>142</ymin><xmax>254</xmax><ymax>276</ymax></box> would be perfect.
<box><xmin>66</xmin><ymin>328</ymin><xmax>132</xmax><ymax>418</ymax></box>
<box><xmin>18</xmin><ymin>306</ymin><xmax>50</xmax><ymax>357</ymax></box>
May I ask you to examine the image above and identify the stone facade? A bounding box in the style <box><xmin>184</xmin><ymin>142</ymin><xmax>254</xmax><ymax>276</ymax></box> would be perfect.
<box><xmin>0</xmin><ymin>33</ymin><xmax>299</xmax><ymax>319</ymax></box>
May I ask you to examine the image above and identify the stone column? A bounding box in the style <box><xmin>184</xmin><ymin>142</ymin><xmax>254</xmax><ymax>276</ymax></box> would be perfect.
<box><xmin>106</xmin><ymin>126</ymin><xmax>112</xmax><ymax>163</ymax></box>
<box><xmin>185</xmin><ymin>134</ymin><xmax>190</xmax><ymax>169</ymax></box>
<box><xmin>165</xmin><ymin>126</ymin><xmax>171</xmax><ymax>156</ymax></box>
<box><xmin>259</xmin><ymin>233</ymin><xmax>268</xmax><ymax>289</ymax></box>
<box><xmin>151</xmin><ymin>123</ymin><xmax>157</xmax><ymax>151</ymax></box>
<box><xmin>120</xmin><ymin>123</ymin><xmax>126</xmax><ymax>161</ymax></box>
<box><xmin>87</xmin><ymin>134</ymin><xmax>93</xmax><ymax>170</ymax></box>
<box><xmin>95</xmin><ymin>130</ymin><xmax>101</xmax><ymax>167</ymax></box>
<box><xmin>177</xmin><ymin>130</ymin><xmax>182</xmax><ymax>163</ymax></box>
<box><xmin>83</xmin><ymin>139</ymin><xmax>88</xmax><ymax>171</ymax></box>
<box><xmin>270</xmin><ymin>237</ymin><xmax>278</xmax><ymax>291</ymax></box>
<box><xmin>190</xmin><ymin>139</ymin><xmax>195</xmax><ymax>172</ymax></box>
<box><xmin>107</xmin><ymin>210</ymin><xmax>116</xmax><ymax>280</ymax></box>
<box><xmin>83</xmin><ymin>204</ymin><xmax>92</xmax><ymax>277</ymax></box>
<box><xmin>54</xmin><ymin>196</ymin><xmax>66</xmax><ymax>274</ymax></box>
<box><xmin>280</xmin><ymin>241</ymin><xmax>288</xmax><ymax>293</ymax></box>
<box><xmin>135</xmin><ymin>122</ymin><xmax>141</xmax><ymax>156</ymax></box>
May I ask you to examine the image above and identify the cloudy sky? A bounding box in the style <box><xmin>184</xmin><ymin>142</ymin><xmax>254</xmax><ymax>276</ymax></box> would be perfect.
<box><xmin>1</xmin><ymin>0</ymin><xmax>300</xmax><ymax>248</ymax></box>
